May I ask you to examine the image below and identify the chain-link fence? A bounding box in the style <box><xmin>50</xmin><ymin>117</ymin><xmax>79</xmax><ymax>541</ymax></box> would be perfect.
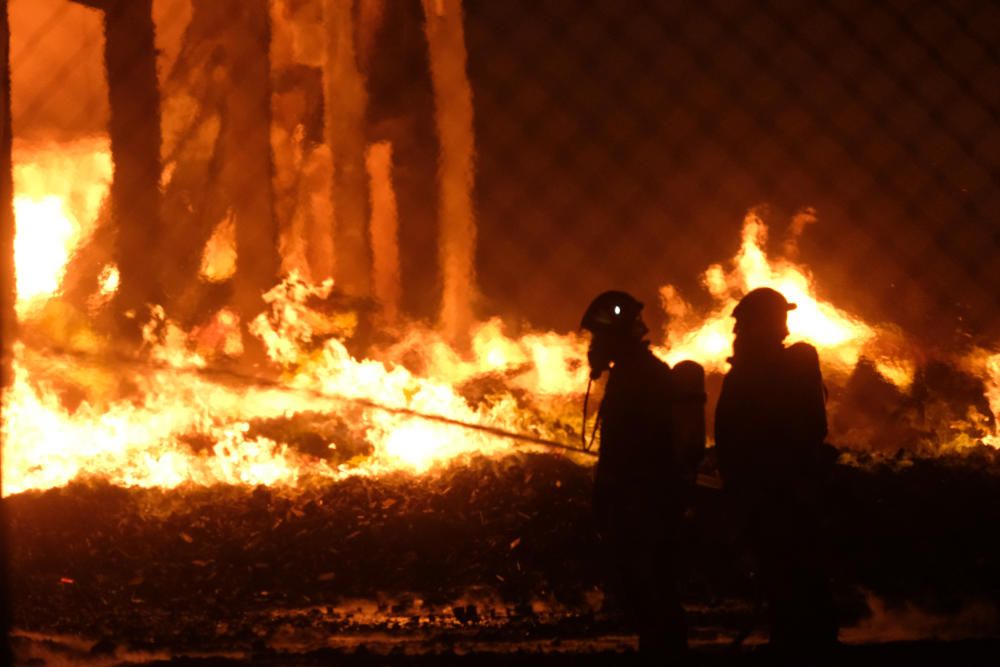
<box><xmin>5</xmin><ymin>0</ymin><xmax>998</xmax><ymax>344</ymax></box>
<box><xmin>3</xmin><ymin>0</ymin><xmax>1000</xmax><ymax>658</ymax></box>
<box><xmin>469</xmin><ymin>0</ymin><xmax>999</xmax><ymax>342</ymax></box>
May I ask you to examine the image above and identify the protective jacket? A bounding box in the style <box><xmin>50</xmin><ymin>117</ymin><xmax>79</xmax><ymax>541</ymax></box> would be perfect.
<box><xmin>714</xmin><ymin>340</ymin><xmax>837</xmax><ymax>651</ymax></box>
<box><xmin>594</xmin><ymin>345</ymin><xmax>704</xmax><ymax>522</ymax></box>
<box><xmin>591</xmin><ymin>342</ymin><xmax>704</xmax><ymax>659</ymax></box>
<box><xmin>715</xmin><ymin>341</ymin><xmax>827</xmax><ymax>495</ymax></box>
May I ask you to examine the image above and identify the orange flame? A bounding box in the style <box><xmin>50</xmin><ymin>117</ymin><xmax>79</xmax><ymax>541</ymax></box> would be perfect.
<box><xmin>657</xmin><ymin>212</ymin><xmax>914</xmax><ymax>387</ymax></box>
<box><xmin>3</xmin><ymin>157</ymin><xmax>997</xmax><ymax>496</ymax></box>
<box><xmin>12</xmin><ymin>138</ymin><xmax>112</xmax><ymax>315</ymax></box>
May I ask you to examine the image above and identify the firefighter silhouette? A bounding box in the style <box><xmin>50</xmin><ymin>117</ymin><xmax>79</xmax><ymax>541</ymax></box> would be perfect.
<box><xmin>714</xmin><ymin>287</ymin><xmax>838</xmax><ymax>656</ymax></box>
<box><xmin>581</xmin><ymin>290</ymin><xmax>705</xmax><ymax>660</ymax></box>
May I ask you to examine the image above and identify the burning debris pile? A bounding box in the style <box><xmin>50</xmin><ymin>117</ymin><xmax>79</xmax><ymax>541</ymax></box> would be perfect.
<box><xmin>6</xmin><ymin>209</ymin><xmax>998</xmax><ymax>498</ymax></box>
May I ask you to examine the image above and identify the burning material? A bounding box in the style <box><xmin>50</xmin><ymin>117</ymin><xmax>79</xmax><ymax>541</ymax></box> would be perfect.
<box><xmin>12</xmin><ymin>137</ymin><xmax>112</xmax><ymax>316</ymax></box>
<box><xmin>367</xmin><ymin>140</ymin><xmax>402</xmax><ymax>325</ymax></box>
<box><xmin>200</xmin><ymin>212</ymin><xmax>237</xmax><ymax>283</ymax></box>
<box><xmin>423</xmin><ymin>0</ymin><xmax>478</xmax><ymax>342</ymax></box>
<box><xmin>657</xmin><ymin>211</ymin><xmax>912</xmax><ymax>385</ymax></box>
<box><xmin>323</xmin><ymin>0</ymin><xmax>371</xmax><ymax>296</ymax></box>
<box><xmin>6</xmin><ymin>180</ymin><xmax>1000</xmax><ymax>495</ymax></box>
<box><xmin>2</xmin><ymin>272</ymin><xmax>590</xmax><ymax>495</ymax></box>
<box><xmin>968</xmin><ymin>350</ymin><xmax>1000</xmax><ymax>449</ymax></box>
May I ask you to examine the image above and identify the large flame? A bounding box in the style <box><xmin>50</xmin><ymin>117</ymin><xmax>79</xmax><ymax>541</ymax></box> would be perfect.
<box><xmin>657</xmin><ymin>213</ymin><xmax>913</xmax><ymax>386</ymax></box>
<box><xmin>12</xmin><ymin>138</ymin><xmax>113</xmax><ymax>316</ymax></box>
<box><xmin>3</xmin><ymin>149</ymin><xmax>998</xmax><ymax>495</ymax></box>
<box><xmin>2</xmin><ymin>311</ymin><xmax>586</xmax><ymax>495</ymax></box>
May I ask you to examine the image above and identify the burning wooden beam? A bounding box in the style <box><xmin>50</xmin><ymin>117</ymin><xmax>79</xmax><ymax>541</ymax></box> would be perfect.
<box><xmin>73</xmin><ymin>0</ymin><xmax>164</xmax><ymax>339</ymax></box>
<box><xmin>224</xmin><ymin>0</ymin><xmax>280</xmax><ymax>325</ymax></box>
<box><xmin>367</xmin><ymin>140</ymin><xmax>400</xmax><ymax>325</ymax></box>
<box><xmin>422</xmin><ymin>0</ymin><xmax>477</xmax><ymax>344</ymax></box>
<box><xmin>157</xmin><ymin>0</ymin><xmax>234</xmax><ymax>322</ymax></box>
<box><xmin>324</xmin><ymin>0</ymin><xmax>371</xmax><ymax>298</ymax></box>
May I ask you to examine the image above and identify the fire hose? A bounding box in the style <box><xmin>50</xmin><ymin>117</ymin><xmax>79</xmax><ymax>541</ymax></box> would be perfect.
<box><xmin>23</xmin><ymin>345</ymin><xmax>749</xmax><ymax>633</ymax></box>
<box><xmin>24</xmin><ymin>343</ymin><xmax>599</xmax><ymax>457</ymax></box>
<box><xmin>21</xmin><ymin>343</ymin><xmax>731</xmax><ymax>492</ymax></box>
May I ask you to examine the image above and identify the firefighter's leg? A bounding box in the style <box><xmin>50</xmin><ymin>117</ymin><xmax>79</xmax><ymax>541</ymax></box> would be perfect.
<box><xmin>636</xmin><ymin>529</ymin><xmax>688</xmax><ymax>660</ymax></box>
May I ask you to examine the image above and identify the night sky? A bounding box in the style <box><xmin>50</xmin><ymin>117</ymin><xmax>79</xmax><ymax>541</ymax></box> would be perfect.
<box><xmin>455</xmin><ymin>0</ymin><xmax>1000</xmax><ymax>343</ymax></box>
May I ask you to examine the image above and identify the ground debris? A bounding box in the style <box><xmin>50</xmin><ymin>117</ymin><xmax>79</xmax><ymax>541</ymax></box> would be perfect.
<box><xmin>7</xmin><ymin>449</ymin><xmax>1000</xmax><ymax>654</ymax></box>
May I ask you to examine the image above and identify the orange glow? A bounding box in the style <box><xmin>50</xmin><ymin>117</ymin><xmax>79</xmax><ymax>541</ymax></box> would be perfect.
<box><xmin>13</xmin><ymin>196</ymin><xmax>78</xmax><ymax>304</ymax></box>
<box><xmin>966</xmin><ymin>350</ymin><xmax>1000</xmax><ymax>449</ymax></box>
<box><xmin>2</xmin><ymin>273</ymin><xmax>589</xmax><ymax>493</ymax></box>
<box><xmin>200</xmin><ymin>213</ymin><xmax>237</xmax><ymax>283</ymax></box>
<box><xmin>3</xmin><ymin>202</ymin><xmax>997</xmax><ymax>495</ymax></box>
<box><xmin>657</xmin><ymin>213</ymin><xmax>913</xmax><ymax>387</ymax></box>
<box><xmin>12</xmin><ymin>138</ymin><xmax>113</xmax><ymax>315</ymax></box>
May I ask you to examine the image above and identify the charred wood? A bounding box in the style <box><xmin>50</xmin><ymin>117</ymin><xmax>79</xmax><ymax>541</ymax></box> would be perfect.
<box><xmin>158</xmin><ymin>0</ymin><xmax>279</xmax><ymax>331</ymax></box>
<box><xmin>99</xmin><ymin>0</ymin><xmax>165</xmax><ymax>339</ymax></box>
<box><xmin>422</xmin><ymin>0</ymin><xmax>478</xmax><ymax>344</ymax></box>
<box><xmin>364</xmin><ymin>0</ymin><xmax>439</xmax><ymax>322</ymax></box>
<box><xmin>225</xmin><ymin>0</ymin><xmax>279</xmax><ymax>326</ymax></box>
<box><xmin>324</xmin><ymin>0</ymin><xmax>372</xmax><ymax>298</ymax></box>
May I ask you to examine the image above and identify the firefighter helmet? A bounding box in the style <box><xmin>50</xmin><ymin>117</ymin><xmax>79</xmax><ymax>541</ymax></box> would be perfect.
<box><xmin>732</xmin><ymin>287</ymin><xmax>797</xmax><ymax>323</ymax></box>
<box><xmin>580</xmin><ymin>290</ymin><xmax>646</xmax><ymax>336</ymax></box>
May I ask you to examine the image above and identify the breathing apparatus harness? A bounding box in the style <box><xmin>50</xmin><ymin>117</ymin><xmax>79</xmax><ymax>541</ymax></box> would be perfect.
<box><xmin>581</xmin><ymin>376</ymin><xmax>603</xmax><ymax>452</ymax></box>
<box><xmin>578</xmin><ymin>290</ymin><xmax>647</xmax><ymax>453</ymax></box>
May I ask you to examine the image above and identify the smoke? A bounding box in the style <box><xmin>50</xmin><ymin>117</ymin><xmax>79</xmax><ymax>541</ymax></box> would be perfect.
<box><xmin>842</xmin><ymin>592</ymin><xmax>1000</xmax><ymax>644</ymax></box>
